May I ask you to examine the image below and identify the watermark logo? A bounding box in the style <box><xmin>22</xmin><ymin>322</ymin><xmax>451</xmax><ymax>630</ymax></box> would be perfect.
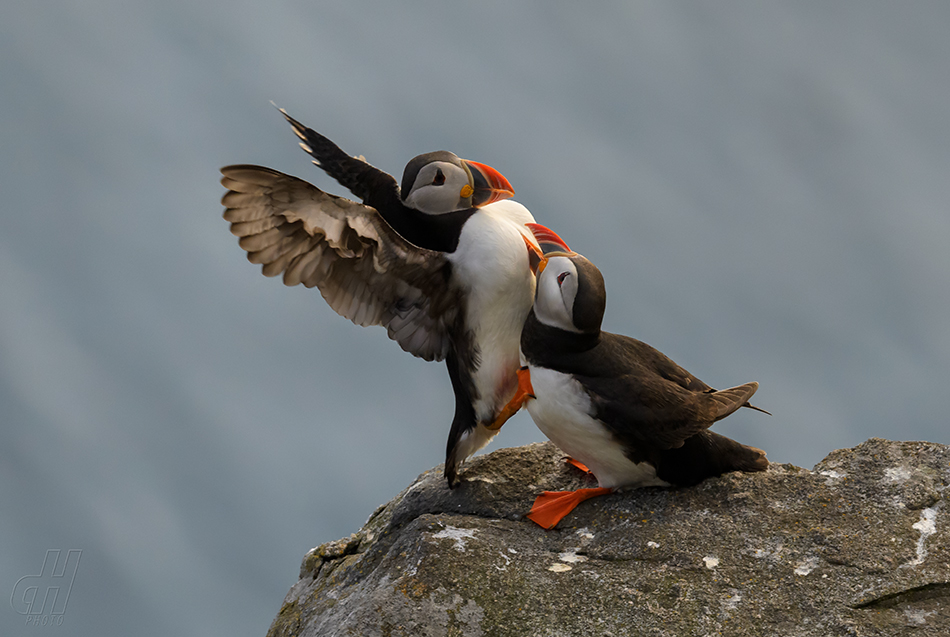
<box><xmin>11</xmin><ymin>549</ymin><xmax>82</xmax><ymax>626</ymax></box>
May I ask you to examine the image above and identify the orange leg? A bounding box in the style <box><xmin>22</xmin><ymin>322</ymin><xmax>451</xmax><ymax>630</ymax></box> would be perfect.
<box><xmin>566</xmin><ymin>458</ymin><xmax>591</xmax><ymax>474</ymax></box>
<box><xmin>526</xmin><ymin>487</ymin><xmax>613</xmax><ymax>530</ymax></box>
<box><xmin>486</xmin><ymin>367</ymin><xmax>534</xmax><ymax>431</ymax></box>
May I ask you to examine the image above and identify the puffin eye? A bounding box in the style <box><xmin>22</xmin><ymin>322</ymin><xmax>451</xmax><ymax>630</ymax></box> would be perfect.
<box><xmin>557</xmin><ymin>272</ymin><xmax>569</xmax><ymax>286</ymax></box>
<box><xmin>432</xmin><ymin>169</ymin><xmax>446</xmax><ymax>186</ymax></box>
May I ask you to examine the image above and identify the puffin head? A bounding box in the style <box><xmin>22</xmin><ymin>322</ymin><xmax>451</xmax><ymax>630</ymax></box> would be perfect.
<box><xmin>535</xmin><ymin>252</ymin><xmax>607</xmax><ymax>335</ymax></box>
<box><xmin>400</xmin><ymin>151</ymin><xmax>515</xmax><ymax>214</ymax></box>
<box><xmin>521</xmin><ymin>224</ymin><xmax>605</xmax><ymax>335</ymax></box>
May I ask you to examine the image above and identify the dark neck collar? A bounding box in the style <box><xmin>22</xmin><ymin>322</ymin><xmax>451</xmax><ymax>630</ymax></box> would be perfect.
<box><xmin>522</xmin><ymin>310</ymin><xmax>600</xmax><ymax>365</ymax></box>
<box><xmin>382</xmin><ymin>204</ymin><xmax>477</xmax><ymax>253</ymax></box>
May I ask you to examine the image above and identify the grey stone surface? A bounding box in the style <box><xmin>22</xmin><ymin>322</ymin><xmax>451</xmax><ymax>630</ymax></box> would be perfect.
<box><xmin>267</xmin><ymin>439</ymin><xmax>950</xmax><ymax>636</ymax></box>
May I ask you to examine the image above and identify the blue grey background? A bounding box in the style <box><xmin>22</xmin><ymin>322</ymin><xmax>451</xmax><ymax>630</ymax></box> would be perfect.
<box><xmin>2</xmin><ymin>2</ymin><xmax>948</xmax><ymax>635</ymax></box>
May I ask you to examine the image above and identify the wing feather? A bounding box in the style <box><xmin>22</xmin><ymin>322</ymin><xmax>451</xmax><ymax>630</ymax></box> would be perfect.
<box><xmin>278</xmin><ymin>108</ymin><xmax>401</xmax><ymax>211</ymax></box>
<box><xmin>221</xmin><ymin>164</ymin><xmax>457</xmax><ymax>361</ymax></box>
<box><xmin>577</xmin><ymin>334</ymin><xmax>760</xmax><ymax>450</ymax></box>
<box><xmin>228</xmin><ymin>216</ymin><xmax>285</xmax><ymax>236</ymax></box>
<box><xmin>584</xmin><ymin>374</ymin><xmax>760</xmax><ymax>451</ymax></box>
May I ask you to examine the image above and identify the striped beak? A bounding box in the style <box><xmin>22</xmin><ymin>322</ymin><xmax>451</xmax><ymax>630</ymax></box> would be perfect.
<box><xmin>523</xmin><ymin>223</ymin><xmax>572</xmax><ymax>276</ymax></box>
<box><xmin>463</xmin><ymin>160</ymin><xmax>515</xmax><ymax>208</ymax></box>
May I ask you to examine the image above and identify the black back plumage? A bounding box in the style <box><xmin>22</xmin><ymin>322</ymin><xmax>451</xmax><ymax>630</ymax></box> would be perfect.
<box><xmin>522</xmin><ymin>253</ymin><xmax>768</xmax><ymax>485</ymax></box>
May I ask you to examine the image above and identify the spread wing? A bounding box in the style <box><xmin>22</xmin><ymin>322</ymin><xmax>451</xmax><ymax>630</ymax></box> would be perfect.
<box><xmin>278</xmin><ymin>108</ymin><xmax>403</xmax><ymax>213</ymax></box>
<box><xmin>221</xmin><ymin>164</ymin><xmax>458</xmax><ymax>362</ymax></box>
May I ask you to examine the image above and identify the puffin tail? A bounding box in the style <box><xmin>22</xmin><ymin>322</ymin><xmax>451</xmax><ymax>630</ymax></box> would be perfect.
<box><xmin>742</xmin><ymin>401</ymin><xmax>772</xmax><ymax>416</ymax></box>
<box><xmin>444</xmin><ymin>424</ymin><xmax>498</xmax><ymax>488</ymax></box>
<box><xmin>708</xmin><ymin>381</ymin><xmax>759</xmax><ymax>421</ymax></box>
<box><xmin>657</xmin><ymin>430</ymin><xmax>769</xmax><ymax>486</ymax></box>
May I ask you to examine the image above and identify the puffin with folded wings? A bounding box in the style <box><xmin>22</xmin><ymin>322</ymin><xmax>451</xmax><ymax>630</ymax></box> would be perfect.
<box><xmin>220</xmin><ymin>109</ymin><xmax>570</xmax><ymax>487</ymax></box>
<box><xmin>494</xmin><ymin>243</ymin><xmax>770</xmax><ymax>529</ymax></box>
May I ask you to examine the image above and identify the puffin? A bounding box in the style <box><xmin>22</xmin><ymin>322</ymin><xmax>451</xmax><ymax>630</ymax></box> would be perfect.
<box><xmin>495</xmin><ymin>240</ymin><xmax>769</xmax><ymax>528</ymax></box>
<box><xmin>220</xmin><ymin>109</ymin><xmax>570</xmax><ymax>487</ymax></box>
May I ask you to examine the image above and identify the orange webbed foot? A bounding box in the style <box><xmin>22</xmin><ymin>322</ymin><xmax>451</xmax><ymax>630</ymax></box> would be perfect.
<box><xmin>526</xmin><ymin>487</ymin><xmax>613</xmax><ymax>530</ymax></box>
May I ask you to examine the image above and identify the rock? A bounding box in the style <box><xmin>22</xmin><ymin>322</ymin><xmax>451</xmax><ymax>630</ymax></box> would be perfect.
<box><xmin>267</xmin><ymin>439</ymin><xmax>950</xmax><ymax>636</ymax></box>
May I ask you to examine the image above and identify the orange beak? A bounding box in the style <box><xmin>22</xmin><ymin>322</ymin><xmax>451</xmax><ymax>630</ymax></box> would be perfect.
<box><xmin>523</xmin><ymin>234</ymin><xmax>545</xmax><ymax>275</ymax></box>
<box><xmin>526</xmin><ymin>223</ymin><xmax>571</xmax><ymax>253</ymax></box>
<box><xmin>463</xmin><ymin>160</ymin><xmax>515</xmax><ymax>208</ymax></box>
<box><xmin>523</xmin><ymin>222</ymin><xmax>572</xmax><ymax>276</ymax></box>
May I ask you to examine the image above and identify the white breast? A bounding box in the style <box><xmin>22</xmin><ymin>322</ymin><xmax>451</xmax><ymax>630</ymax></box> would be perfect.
<box><xmin>526</xmin><ymin>366</ymin><xmax>672</xmax><ymax>490</ymax></box>
<box><xmin>447</xmin><ymin>201</ymin><xmax>538</xmax><ymax>422</ymax></box>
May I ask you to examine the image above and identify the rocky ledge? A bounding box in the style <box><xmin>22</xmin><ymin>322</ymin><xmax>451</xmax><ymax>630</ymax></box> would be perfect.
<box><xmin>268</xmin><ymin>438</ymin><xmax>950</xmax><ymax>636</ymax></box>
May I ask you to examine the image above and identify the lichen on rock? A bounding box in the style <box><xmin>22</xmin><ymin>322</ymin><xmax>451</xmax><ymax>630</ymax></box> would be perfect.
<box><xmin>267</xmin><ymin>438</ymin><xmax>950</xmax><ymax>636</ymax></box>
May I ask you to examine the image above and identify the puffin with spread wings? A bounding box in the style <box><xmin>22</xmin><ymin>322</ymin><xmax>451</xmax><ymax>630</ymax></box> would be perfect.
<box><xmin>220</xmin><ymin>109</ymin><xmax>570</xmax><ymax>487</ymax></box>
<box><xmin>494</xmin><ymin>240</ymin><xmax>770</xmax><ymax>529</ymax></box>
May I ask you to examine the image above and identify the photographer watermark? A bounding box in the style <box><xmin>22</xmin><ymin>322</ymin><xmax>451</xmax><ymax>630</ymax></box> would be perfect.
<box><xmin>11</xmin><ymin>549</ymin><xmax>82</xmax><ymax>626</ymax></box>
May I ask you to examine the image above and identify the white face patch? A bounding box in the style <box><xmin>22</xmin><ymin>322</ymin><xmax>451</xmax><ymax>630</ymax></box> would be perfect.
<box><xmin>403</xmin><ymin>161</ymin><xmax>471</xmax><ymax>214</ymax></box>
<box><xmin>534</xmin><ymin>256</ymin><xmax>581</xmax><ymax>333</ymax></box>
